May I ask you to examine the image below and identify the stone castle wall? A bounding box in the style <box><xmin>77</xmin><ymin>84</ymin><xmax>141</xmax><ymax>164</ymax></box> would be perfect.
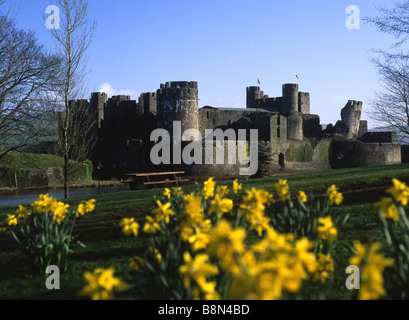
<box><xmin>87</xmin><ymin>80</ymin><xmax>401</xmax><ymax>179</ymax></box>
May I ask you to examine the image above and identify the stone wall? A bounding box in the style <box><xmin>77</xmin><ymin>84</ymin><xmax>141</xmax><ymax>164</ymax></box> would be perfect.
<box><xmin>360</xmin><ymin>132</ymin><xmax>397</xmax><ymax>143</ymax></box>
<box><xmin>303</xmin><ymin>114</ymin><xmax>321</xmax><ymax>138</ymax></box>
<box><xmin>330</xmin><ymin>140</ymin><xmax>401</xmax><ymax>168</ymax></box>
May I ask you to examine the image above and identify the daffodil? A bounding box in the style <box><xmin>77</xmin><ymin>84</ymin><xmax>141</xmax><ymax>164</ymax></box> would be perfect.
<box><xmin>53</xmin><ymin>202</ymin><xmax>69</xmax><ymax>224</ymax></box>
<box><xmin>202</xmin><ymin>178</ymin><xmax>216</xmax><ymax>199</ymax></box>
<box><xmin>77</xmin><ymin>203</ymin><xmax>86</xmax><ymax>217</ymax></box>
<box><xmin>233</xmin><ymin>179</ymin><xmax>242</xmax><ymax>194</ymax></box>
<box><xmin>297</xmin><ymin>191</ymin><xmax>308</xmax><ymax>203</ymax></box>
<box><xmin>143</xmin><ymin>216</ymin><xmax>161</xmax><ymax>234</ymax></box>
<box><xmin>189</xmin><ymin>228</ymin><xmax>211</xmax><ymax>251</ymax></box>
<box><xmin>275</xmin><ymin>179</ymin><xmax>290</xmax><ymax>202</ymax></box>
<box><xmin>327</xmin><ymin>185</ymin><xmax>343</xmax><ymax>206</ymax></box>
<box><xmin>152</xmin><ymin>200</ymin><xmax>174</xmax><ymax>224</ymax></box>
<box><xmin>119</xmin><ymin>217</ymin><xmax>139</xmax><ymax>236</ymax></box>
<box><xmin>179</xmin><ymin>252</ymin><xmax>218</xmax><ymax>293</ymax></box>
<box><xmin>312</xmin><ymin>254</ymin><xmax>334</xmax><ymax>284</ymax></box>
<box><xmin>163</xmin><ymin>188</ymin><xmax>171</xmax><ymax>199</ymax></box>
<box><xmin>6</xmin><ymin>214</ymin><xmax>18</xmax><ymax>226</ymax></box>
<box><xmin>180</xmin><ymin>193</ymin><xmax>205</xmax><ymax>238</ymax></box>
<box><xmin>349</xmin><ymin>242</ymin><xmax>394</xmax><ymax>300</ymax></box>
<box><xmin>79</xmin><ymin>267</ymin><xmax>128</xmax><ymax>300</ymax></box>
<box><xmin>375</xmin><ymin>197</ymin><xmax>400</xmax><ymax>222</ymax></box>
<box><xmin>16</xmin><ymin>205</ymin><xmax>30</xmax><ymax>220</ymax></box>
<box><xmin>31</xmin><ymin>194</ymin><xmax>56</xmax><ymax>213</ymax></box>
<box><xmin>208</xmin><ymin>194</ymin><xmax>233</xmax><ymax>218</ymax></box>
<box><xmin>85</xmin><ymin>199</ymin><xmax>96</xmax><ymax>212</ymax></box>
<box><xmin>386</xmin><ymin>178</ymin><xmax>409</xmax><ymax>206</ymax></box>
<box><xmin>317</xmin><ymin>216</ymin><xmax>337</xmax><ymax>241</ymax></box>
<box><xmin>207</xmin><ymin>220</ymin><xmax>246</xmax><ymax>273</ymax></box>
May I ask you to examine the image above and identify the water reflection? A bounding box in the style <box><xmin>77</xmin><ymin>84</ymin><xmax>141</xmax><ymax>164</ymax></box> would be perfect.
<box><xmin>0</xmin><ymin>185</ymin><xmax>131</xmax><ymax>206</ymax></box>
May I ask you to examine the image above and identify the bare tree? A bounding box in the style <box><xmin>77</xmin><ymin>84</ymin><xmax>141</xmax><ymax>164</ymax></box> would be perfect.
<box><xmin>369</xmin><ymin>53</ymin><xmax>409</xmax><ymax>142</ymax></box>
<box><xmin>364</xmin><ymin>1</ymin><xmax>409</xmax><ymax>140</ymax></box>
<box><xmin>0</xmin><ymin>2</ymin><xmax>60</xmax><ymax>164</ymax></box>
<box><xmin>47</xmin><ymin>0</ymin><xmax>97</xmax><ymax>199</ymax></box>
<box><xmin>364</xmin><ymin>1</ymin><xmax>409</xmax><ymax>49</ymax></box>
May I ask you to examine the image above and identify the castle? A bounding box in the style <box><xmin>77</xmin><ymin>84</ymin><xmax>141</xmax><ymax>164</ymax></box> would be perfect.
<box><xmin>87</xmin><ymin>81</ymin><xmax>402</xmax><ymax>179</ymax></box>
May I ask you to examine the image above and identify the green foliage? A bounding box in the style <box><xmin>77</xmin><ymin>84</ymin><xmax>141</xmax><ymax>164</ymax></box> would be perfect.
<box><xmin>51</xmin><ymin>162</ymin><xmax>91</xmax><ymax>184</ymax></box>
<box><xmin>379</xmin><ymin>204</ymin><xmax>409</xmax><ymax>299</ymax></box>
<box><xmin>0</xmin><ymin>167</ymin><xmax>30</xmax><ymax>187</ymax></box>
<box><xmin>320</xmin><ymin>140</ymin><xmax>332</xmax><ymax>161</ymax></box>
<box><xmin>0</xmin><ymin>153</ymin><xmax>92</xmax><ymax>188</ymax></box>
<box><xmin>287</xmin><ymin>143</ymin><xmax>314</xmax><ymax>162</ymax></box>
<box><xmin>0</xmin><ymin>152</ymin><xmax>64</xmax><ymax>169</ymax></box>
<box><xmin>11</xmin><ymin>211</ymin><xmax>78</xmax><ymax>273</ymax></box>
<box><xmin>267</xmin><ymin>194</ymin><xmax>348</xmax><ymax>240</ymax></box>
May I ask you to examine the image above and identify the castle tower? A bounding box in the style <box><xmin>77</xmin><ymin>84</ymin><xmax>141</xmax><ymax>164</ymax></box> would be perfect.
<box><xmin>246</xmin><ymin>86</ymin><xmax>264</xmax><ymax>109</ymax></box>
<box><xmin>139</xmin><ymin>92</ymin><xmax>157</xmax><ymax>115</ymax></box>
<box><xmin>298</xmin><ymin>92</ymin><xmax>310</xmax><ymax>114</ymax></box>
<box><xmin>90</xmin><ymin>92</ymin><xmax>108</xmax><ymax>129</ymax></box>
<box><xmin>282</xmin><ymin>84</ymin><xmax>299</xmax><ymax>114</ymax></box>
<box><xmin>333</xmin><ymin>100</ymin><xmax>363</xmax><ymax>140</ymax></box>
<box><xmin>156</xmin><ymin>81</ymin><xmax>199</xmax><ymax>133</ymax></box>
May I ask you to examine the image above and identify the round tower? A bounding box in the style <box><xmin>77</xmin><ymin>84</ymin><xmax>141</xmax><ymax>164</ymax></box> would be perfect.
<box><xmin>282</xmin><ymin>83</ymin><xmax>299</xmax><ymax>114</ymax></box>
<box><xmin>246</xmin><ymin>86</ymin><xmax>263</xmax><ymax>109</ymax></box>
<box><xmin>156</xmin><ymin>81</ymin><xmax>199</xmax><ymax>133</ymax></box>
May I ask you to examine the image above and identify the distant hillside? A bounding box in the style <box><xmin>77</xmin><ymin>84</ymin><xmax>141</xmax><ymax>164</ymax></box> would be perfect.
<box><xmin>2</xmin><ymin>113</ymin><xmax>59</xmax><ymax>149</ymax></box>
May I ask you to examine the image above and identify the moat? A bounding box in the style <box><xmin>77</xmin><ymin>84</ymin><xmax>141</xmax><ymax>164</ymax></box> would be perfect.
<box><xmin>0</xmin><ymin>185</ymin><xmax>130</xmax><ymax>207</ymax></box>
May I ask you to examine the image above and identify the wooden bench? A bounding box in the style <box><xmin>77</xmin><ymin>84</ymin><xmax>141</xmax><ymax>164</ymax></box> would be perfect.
<box><xmin>122</xmin><ymin>171</ymin><xmax>189</xmax><ymax>190</ymax></box>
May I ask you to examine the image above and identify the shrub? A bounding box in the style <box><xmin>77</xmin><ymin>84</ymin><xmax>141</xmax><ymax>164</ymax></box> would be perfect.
<box><xmin>5</xmin><ymin>195</ymin><xmax>96</xmax><ymax>273</ymax></box>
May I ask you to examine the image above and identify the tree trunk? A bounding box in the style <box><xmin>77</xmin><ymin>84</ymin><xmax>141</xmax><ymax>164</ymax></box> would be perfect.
<box><xmin>63</xmin><ymin>126</ymin><xmax>69</xmax><ymax>199</ymax></box>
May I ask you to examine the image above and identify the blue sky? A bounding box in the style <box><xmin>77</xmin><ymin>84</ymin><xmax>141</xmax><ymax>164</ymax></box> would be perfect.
<box><xmin>2</xmin><ymin>0</ymin><xmax>398</xmax><ymax>127</ymax></box>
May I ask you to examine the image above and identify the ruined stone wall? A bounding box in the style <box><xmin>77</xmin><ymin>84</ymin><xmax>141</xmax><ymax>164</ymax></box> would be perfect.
<box><xmin>270</xmin><ymin>114</ymin><xmax>287</xmax><ymax>143</ymax></box>
<box><xmin>287</xmin><ymin>112</ymin><xmax>304</xmax><ymax>140</ymax></box>
<box><xmin>333</xmin><ymin>100</ymin><xmax>363</xmax><ymax>140</ymax></box>
<box><xmin>256</xmin><ymin>139</ymin><xmax>331</xmax><ymax>175</ymax></box>
<box><xmin>401</xmin><ymin>145</ymin><xmax>409</xmax><ymax>163</ymax></box>
<box><xmin>303</xmin><ymin>114</ymin><xmax>321</xmax><ymax>138</ymax></box>
<box><xmin>330</xmin><ymin>140</ymin><xmax>401</xmax><ymax>168</ymax></box>
<box><xmin>358</xmin><ymin>121</ymin><xmax>368</xmax><ymax>138</ymax></box>
<box><xmin>360</xmin><ymin>132</ymin><xmax>397</xmax><ymax>143</ymax></box>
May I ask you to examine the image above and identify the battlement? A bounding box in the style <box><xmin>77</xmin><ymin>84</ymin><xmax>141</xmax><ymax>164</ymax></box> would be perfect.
<box><xmin>110</xmin><ymin>95</ymin><xmax>131</xmax><ymax>102</ymax></box>
<box><xmin>140</xmin><ymin>92</ymin><xmax>156</xmax><ymax>98</ymax></box>
<box><xmin>160</xmin><ymin>81</ymin><xmax>198</xmax><ymax>90</ymax></box>
<box><xmin>91</xmin><ymin>92</ymin><xmax>108</xmax><ymax>99</ymax></box>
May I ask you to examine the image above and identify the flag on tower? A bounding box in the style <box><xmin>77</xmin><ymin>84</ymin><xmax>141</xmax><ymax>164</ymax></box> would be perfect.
<box><xmin>257</xmin><ymin>77</ymin><xmax>261</xmax><ymax>85</ymax></box>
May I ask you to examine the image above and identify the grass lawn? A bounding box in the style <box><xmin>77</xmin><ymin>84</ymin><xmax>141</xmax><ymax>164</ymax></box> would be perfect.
<box><xmin>0</xmin><ymin>163</ymin><xmax>408</xmax><ymax>300</ymax></box>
